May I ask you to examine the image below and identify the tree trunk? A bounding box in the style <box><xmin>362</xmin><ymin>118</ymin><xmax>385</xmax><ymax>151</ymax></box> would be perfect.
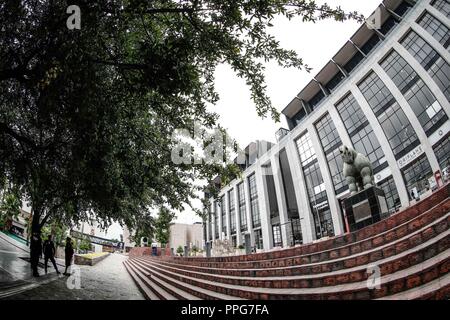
<box><xmin>29</xmin><ymin>209</ymin><xmax>42</xmax><ymax>275</ymax></box>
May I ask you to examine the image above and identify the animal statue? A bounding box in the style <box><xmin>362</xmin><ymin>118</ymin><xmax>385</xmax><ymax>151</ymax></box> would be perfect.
<box><xmin>339</xmin><ymin>145</ymin><xmax>374</xmax><ymax>195</ymax></box>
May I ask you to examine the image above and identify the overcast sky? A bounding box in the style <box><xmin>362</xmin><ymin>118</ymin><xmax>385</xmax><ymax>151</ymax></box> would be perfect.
<box><xmin>107</xmin><ymin>0</ymin><xmax>382</xmax><ymax>239</ymax></box>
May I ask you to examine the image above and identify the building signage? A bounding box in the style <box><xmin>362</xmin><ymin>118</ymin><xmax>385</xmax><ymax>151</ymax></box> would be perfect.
<box><xmin>397</xmin><ymin>145</ymin><xmax>424</xmax><ymax>169</ymax></box>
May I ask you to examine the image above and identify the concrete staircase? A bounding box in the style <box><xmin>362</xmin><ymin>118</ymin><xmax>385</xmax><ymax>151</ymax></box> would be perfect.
<box><xmin>124</xmin><ymin>185</ymin><xmax>450</xmax><ymax>300</ymax></box>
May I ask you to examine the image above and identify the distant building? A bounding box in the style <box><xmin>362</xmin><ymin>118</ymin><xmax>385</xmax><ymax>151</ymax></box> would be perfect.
<box><xmin>123</xmin><ymin>225</ymin><xmax>136</xmax><ymax>252</ymax></box>
<box><xmin>168</xmin><ymin>223</ymin><xmax>203</xmax><ymax>253</ymax></box>
<box><xmin>8</xmin><ymin>208</ymin><xmax>31</xmax><ymax>240</ymax></box>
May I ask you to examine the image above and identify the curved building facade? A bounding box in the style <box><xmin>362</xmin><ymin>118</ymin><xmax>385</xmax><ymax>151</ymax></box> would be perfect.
<box><xmin>205</xmin><ymin>0</ymin><xmax>450</xmax><ymax>252</ymax></box>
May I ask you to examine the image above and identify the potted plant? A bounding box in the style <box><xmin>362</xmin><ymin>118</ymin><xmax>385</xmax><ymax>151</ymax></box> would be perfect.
<box><xmin>236</xmin><ymin>244</ymin><xmax>245</xmax><ymax>255</ymax></box>
<box><xmin>176</xmin><ymin>245</ymin><xmax>184</xmax><ymax>257</ymax></box>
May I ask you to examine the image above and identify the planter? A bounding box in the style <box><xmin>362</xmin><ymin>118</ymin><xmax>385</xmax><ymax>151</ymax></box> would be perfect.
<box><xmin>74</xmin><ymin>252</ymin><xmax>110</xmax><ymax>266</ymax></box>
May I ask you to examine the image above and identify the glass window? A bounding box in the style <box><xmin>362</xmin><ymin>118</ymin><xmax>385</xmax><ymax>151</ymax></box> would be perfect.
<box><xmin>248</xmin><ymin>174</ymin><xmax>260</xmax><ymax>228</ymax></box>
<box><xmin>417</xmin><ymin>12</ymin><xmax>450</xmax><ymax>50</ymax></box>
<box><xmin>228</xmin><ymin>190</ymin><xmax>236</xmax><ymax>234</ymax></box>
<box><xmin>325</xmin><ymin>71</ymin><xmax>345</xmax><ymax>92</ymax></box>
<box><xmin>401</xmin><ymin>30</ymin><xmax>450</xmax><ymax>101</ymax></box>
<box><xmin>296</xmin><ymin>132</ymin><xmax>335</xmax><ymax>239</ymax></box>
<box><xmin>402</xmin><ymin>154</ymin><xmax>433</xmax><ymax>199</ymax></box>
<box><xmin>296</xmin><ymin>132</ymin><xmax>317</xmax><ymax>166</ymax></box>
<box><xmin>394</xmin><ymin>1</ymin><xmax>412</xmax><ymax>17</ymax></box>
<box><xmin>433</xmin><ymin>134</ymin><xmax>450</xmax><ymax>171</ymax></box>
<box><xmin>272</xmin><ymin>224</ymin><xmax>282</xmax><ymax>247</ymax></box>
<box><xmin>254</xmin><ymin>229</ymin><xmax>263</xmax><ymax>250</ymax></box>
<box><xmin>312</xmin><ymin>200</ymin><xmax>334</xmax><ymax>239</ymax></box>
<box><xmin>380</xmin><ymin>15</ymin><xmax>398</xmax><ymax>36</ymax></box>
<box><xmin>237</xmin><ymin>182</ymin><xmax>247</xmax><ymax>231</ymax></box>
<box><xmin>336</xmin><ymin>94</ymin><xmax>367</xmax><ymax>133</ymax></box>
<box><xmin>358</xmin><ymin>71</ymin><xmax>419</xmax><ymax>157</ymax></box>
<box><xmin>378</xmin><ymin>176</ymin><xmax>401</xmax><ymax>215</ymax></box>
<box><xmin>431</xmin><ymin>0</ymin><xmax>450</xmax><ymax>18</ymax></box>
<box><xmin>303</xmin><ymin>161</ymin><xmax>327</xmax><ymax>203</ymax></box>
<box><xmin>380</xmin><ymin>49</ymin><xmax>448</xmax><ymax>136</ymax></box>
<box><xmin>344</xmin><ymin>51</ymin><xmax>364</xmax><ymax>74</ymax></box>
<box><xmin>309</xmin><ymin>90</ymin><xmax>325</xmax><ymax>111</ymax></box>
<box><xmin>361</xmin><ymin>33</ymin><xmax>381</xmax><ymax>55</ymax></box>
<box><xmin>315</xmin><ymin>113</ymin><xmax>347</xmax><ymax>193</ymax></box>
<box><xmin>290</xmin><ymin>218</ymin><xmax>303</xmax><ymax>245</ymax></box>
<box><xmin>291</xmin><ymin>107</ymin><xmax>307</xmax><ymax>127</ymax></box>
<box><xmin>335</xmin><ymin>94</ymin><xmax>386</xmax><ymax>170</ymax></box>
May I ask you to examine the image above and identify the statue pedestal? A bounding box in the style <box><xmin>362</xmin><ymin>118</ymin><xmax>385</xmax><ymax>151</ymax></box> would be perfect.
<box><xmin>343</xmin><ymin>186</ymin><xmax>388</xmax><ymax>232</ymax></box>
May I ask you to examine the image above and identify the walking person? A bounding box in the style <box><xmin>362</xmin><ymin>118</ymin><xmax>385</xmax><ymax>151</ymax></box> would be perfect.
<box><xmin>42</xmin><ymin>234</ymin><xmax>60</xmax><ymax>274</ymax></box>
<box><xmin>63</xmin><ymin>237</ymin><xmax>74</xmax><ymax>276</ymax></box>
<box><xmin>30</xmin><ymin>231</ymin><xmax>42</xmax><ymax>277</ymax></box>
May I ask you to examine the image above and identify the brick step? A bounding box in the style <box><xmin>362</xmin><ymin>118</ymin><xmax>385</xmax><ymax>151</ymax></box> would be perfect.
<box><xmin>134</xmin><ymin>249</ymin><xmax>450</xmax><ymax>299</ymax></box>
<box><xmin>141</xmin><ymin>213</ymin><xmax>449</xmax><ymax>276</ymax></box>
<box><xmin>130</xmin><ymin>258</ymin><xmax>244</xmax><ymax>300</ymax></box>
<box><xmin>159</xmin><ymin>207</ymin><xmax>450</xmax><ymax>271</ymax></box>
<box><xmin>123</xmin><ymin>260</ymin><xmax>160</xmax><ymax>300</ymax></box>
<box><xmin>377</xmin><ymin>271</ymin><xmax>450</xmax><ymax>300</ymax></box>
<box><xmin>174</xmin><ymin>187</ymin><xmax>450</xmax><ymax>264</ymax></box>
<box><xmin>133</xmin><ymin>229</ymin><xmax>450</xmax><ymax>289</ymax></box>
<box><xmin>162</xmin><ymin>198</ymin><xmax>449</xmax><ymax>268</ymax></box>
<box><xmin>127</xmin><ymin>259</ymin><xmax>197</xmax><ymax>300</ymax></box>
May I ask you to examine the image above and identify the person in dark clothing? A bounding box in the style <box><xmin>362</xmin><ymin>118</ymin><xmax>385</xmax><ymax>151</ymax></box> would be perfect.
<box><xmin>30</xmin><ymin>232</ymin><xmax>42</xmax><ymax>277</ymax></box>
<box><xmin>42</xmin><ymin>235</ymin><xmax>60</xmax><ymax>274</ymax></box>
<box><xmin>64</xmin><ymin>237</ymin><xmax>74</xmax><ymax>276</ymax></box>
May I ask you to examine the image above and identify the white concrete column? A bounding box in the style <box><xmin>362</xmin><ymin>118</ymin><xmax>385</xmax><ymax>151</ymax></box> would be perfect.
<box><xmin>224</xmin><ymin>190</ymin><xmax>231</xmax><ymax>239</ymax></box>
<box><xmin>350</xmin><ymin>85</ymin><xmax>410</xmax><ymax>209</ymax></box>
<box><xmin>206</xmin><ymin>206</ymin><xmax>210</xmax><ymax>242</ymax></box>
<box><xmin>307</xmin><ymin>123</ymin><xmax>345</xmax><ymax>236</ymax></box>
<box><xmin>243</xmin><ymin>175</ymin><xmax>254</xmax><ymax>246</ymax></box>
<box><xmin>327</xmin><ymin>106</ymin><xmax>353</xmax><ymax>148</ymax></box>
<box><xmin>255</xmin><ymin>164</ymin><xmax>273</xmax><ymax>250</ymax></box>
<box><xmin>285</xmin><ymin>139</ymin><xmax>316</xmax><ymax>243</ymax></box>
<box><xmin>217</xmin><ymin>199</ymin><xmax>223</xmax><ymax>240</ymax></box>
<box><xmin>372</xmin><ymin>64</ymin><xmax>441</xmax><ymax>175</ymax></box>
<box><xmin>425</xmin><ymin>3</ymin><xmax>450</xmax><ymax>29</ymax></box>
<box><xmin>234</xmin><ymin>186</ymin><xmax>242</xmax><ymax>246</ymax></box>
<box><xmin>270</xmin><ymin>153</ymin><xmax>290</xmax><ymax>247</ymax></box>
<box><xmin>411</xmin><ymin>22</ymin><xmax>450</xmax><ymax>66</ymax></box>
<box><xmin>210</xmin><ymin>199</ymin><xmax>217</xmax><ymax>240</ymax></box>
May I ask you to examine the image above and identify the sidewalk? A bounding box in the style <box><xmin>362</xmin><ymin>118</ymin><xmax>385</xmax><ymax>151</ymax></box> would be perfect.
<box><xmin>0</xmin><ymin>232</ymin><xmax>64</xmax><ymax>299</ymax></box>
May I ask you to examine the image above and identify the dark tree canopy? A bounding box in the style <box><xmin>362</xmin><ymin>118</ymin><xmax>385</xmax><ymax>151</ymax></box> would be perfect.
<box><xmin>0</xmin><ymin>1</ymin><xmax>364</xmax><ymax>237</ymax></box>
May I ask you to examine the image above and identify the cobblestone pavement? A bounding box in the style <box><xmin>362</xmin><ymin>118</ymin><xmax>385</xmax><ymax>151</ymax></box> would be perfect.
<box><xmin>3</xmin><ymin>253</ymin><xmax>144</xmax><ymax>300</ymax></box>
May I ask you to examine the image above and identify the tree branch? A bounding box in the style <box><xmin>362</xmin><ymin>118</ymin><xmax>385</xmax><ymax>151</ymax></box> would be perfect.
<box><xmin>0</xmin><ymin>122</ymin><xmax>37</xmax><ymax>149</ymax></box>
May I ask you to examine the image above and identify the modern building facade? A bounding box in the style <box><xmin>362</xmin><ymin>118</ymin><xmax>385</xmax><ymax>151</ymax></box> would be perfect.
<box><xmin>204</xmin><ymin>0</ymin><xmax>450</xmax><ymax>252</ymax></box>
